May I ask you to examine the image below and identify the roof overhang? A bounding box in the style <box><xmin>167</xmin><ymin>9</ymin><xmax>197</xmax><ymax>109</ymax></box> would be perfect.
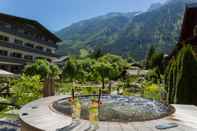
<box><xmin>179</xmin><ymin>3</ymin><xmax>197</xmax><ymax>42</ymax></box>
<box><xmin>0</xmin><ymin>12</ymin><xmax>62</xmax><ymax>43</ymax></box>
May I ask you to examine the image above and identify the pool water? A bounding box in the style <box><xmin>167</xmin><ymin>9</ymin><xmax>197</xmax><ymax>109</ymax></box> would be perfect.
<box><xmin>53</xmin><ymin>95</ymin><xmax>174</xmax><ymax>122</ymax></box>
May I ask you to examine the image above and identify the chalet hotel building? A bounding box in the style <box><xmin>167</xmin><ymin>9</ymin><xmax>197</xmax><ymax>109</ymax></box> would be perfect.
<box><xmin>0</xmin><ymin>13</ymin><xmax>61</xmax><ymax>73</ymax></box>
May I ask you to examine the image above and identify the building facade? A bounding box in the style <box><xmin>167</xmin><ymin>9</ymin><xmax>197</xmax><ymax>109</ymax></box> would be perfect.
<box><xmin>0</xmin><ymin>13</ymin><xmax>61</xmax><ymax>73</ymax></box>
<box><xmin>168</xmin><ymin>4</ymin><xmax>197</xmax><ymax>59</ymax></box>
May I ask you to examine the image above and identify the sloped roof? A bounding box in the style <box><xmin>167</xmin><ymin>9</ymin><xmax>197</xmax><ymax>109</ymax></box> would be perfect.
<box><xmin>179</xmin><ymin>3</ymin><xmax>197</xmax><ymax>42</ymax></box>
<box><xmin>187</xmin><ymin>3</ymin><xmax>197</xmax><ymax>8</ymax></box>
<box><xmin>0</xmin><ymin>12</ymin><xmax>61</xmax><ymax>43</ymax></box>
<box><xmin>169</xmin><ymin>3</ymin><xmax>197</xmax><ymax>59</ymax></box>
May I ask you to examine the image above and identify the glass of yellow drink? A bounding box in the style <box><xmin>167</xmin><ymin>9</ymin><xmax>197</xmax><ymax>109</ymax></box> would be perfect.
<box><xmin>89</xmin><ymin>99</ymin><xmax>101</xmax><ymax>130</ymax></box>
<box><xmin>69</xmin><ymin>97</ymin><xmax>81</xmax><ymax>122</ymax></box>
<box><xmin>74</xmin><ymin>98</ymin><xmax>81</xmax><ymax>121</ymax></box>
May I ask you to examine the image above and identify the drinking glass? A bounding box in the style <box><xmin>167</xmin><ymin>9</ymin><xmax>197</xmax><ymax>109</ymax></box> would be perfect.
<box><xmin>89</xmin><ymin>100</ymin><xmax>100</xmax><ymax>130</ymax></box>
<box><xmin>69</xmin><ymin>98</ymin><xmax>81</xmax><ymax>123</ymax></box>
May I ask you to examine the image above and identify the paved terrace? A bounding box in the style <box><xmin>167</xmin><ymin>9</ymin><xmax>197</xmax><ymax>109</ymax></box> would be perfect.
<box><xmin>19</xmin><ymin>96</ymin><xmax>197</xmax><ymax>131</ymax></box>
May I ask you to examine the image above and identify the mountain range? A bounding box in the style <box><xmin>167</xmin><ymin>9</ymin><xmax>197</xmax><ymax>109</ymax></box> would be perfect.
<box><xmin>55</xmin><ymin>0</ymin><xmax>195</xmax><ymax>59</ymax></box>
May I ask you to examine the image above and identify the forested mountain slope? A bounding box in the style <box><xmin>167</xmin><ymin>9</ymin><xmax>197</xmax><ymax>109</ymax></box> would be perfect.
<box><xmin>56</xmin><ymin>0</ymin><xmax>195</xmax><ymax>59</ymax></box>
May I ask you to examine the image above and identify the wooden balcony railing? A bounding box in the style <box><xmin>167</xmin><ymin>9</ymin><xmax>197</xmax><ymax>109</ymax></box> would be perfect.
<box><xmin>0</xmin><ymin>41</ymin><xmax>58</xmax><ymax>57</ymax></box>
<box><xmin>0</xmin><ymin>26</ymin><xmax>58</xmax><ymax>48</ymax></box>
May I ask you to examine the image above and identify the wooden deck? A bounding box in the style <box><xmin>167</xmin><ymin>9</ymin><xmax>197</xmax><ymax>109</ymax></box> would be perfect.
<box><xmin>19</xmin><ymin>96</ymin><xmax>197</xmax><ymax>131</ymax></box>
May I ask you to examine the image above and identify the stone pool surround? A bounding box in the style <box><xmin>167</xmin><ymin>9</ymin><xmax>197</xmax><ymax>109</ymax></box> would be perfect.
<box><xmin>19</xmin><ymin>95</ymin><xmax>197</xmax><ymax>131</ymax></box>
<box><xmin>52</xmin><ymin>95</ymin><xmax>175</xmax><ymax>122</ymax></box>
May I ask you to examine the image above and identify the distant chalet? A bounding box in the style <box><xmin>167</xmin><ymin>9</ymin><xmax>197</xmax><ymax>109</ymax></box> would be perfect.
<box><xmin>0</xmin><ymin>13</ymin><xmax>61</xmax><ymax>73</ymax></box>
<box><xmin>171</xmin><ymin>3</ymin><xmax>197</xmax><ymax>58</ymax></box>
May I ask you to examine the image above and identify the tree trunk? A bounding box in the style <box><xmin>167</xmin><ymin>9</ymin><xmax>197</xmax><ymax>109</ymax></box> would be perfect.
<box><xmin>108</xmin><ymin>81</ymin><xmax>112</xmax><ymax>94</ymax></box>
<box><xmin>102</xmin><ymin>77</ymin><xmax>105</xmax><ymax>89</ymax></box>
<box><xmin>43</xmin><ymin>77</ymin><xmax>55</xmax><ymax>97</ymax></box>
<box><xmin>117</xmin><ymin>87</ymin><xmax>120</xmax><ymax>95</ymax></box>
<box><xmin>50</xmin><ymin>77</ymin><xmax>55</xmax><ymax>96</ymax></box>
<box><xmin>43</xmin><ymin>79</ymin><xmax>49</xmax><ymax>97</ymax></box>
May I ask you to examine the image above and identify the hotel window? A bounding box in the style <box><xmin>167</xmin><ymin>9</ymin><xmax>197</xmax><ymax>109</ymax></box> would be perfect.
<box><xmin>26</xmin><ymin>24</ymin><xmax>35</xmax><ymax>30</ymax></box>
<box><xmin>0</xmin><ymin>65</ymin><xmax>8</xmax><ymax>71</ymax></box>
<box><xmin>5</xmin><ymin>24</ymin><xmax>11</xmax><ymax>29</ymax></box>
<box><xmin>41</xmin><ymin>36</ymin><xmax>45</xmax><ymax>41</ymax></box>
<box><xmin>0</xmin><ymin>21</ymin><xmax>11</xmax><ymax>29</ymax></box>
<box><xmin>18</xmin><ymin>29</ymin><xmax>25</xmax><ymax>34</ymax></box>
<box><xmin>0</xmin><ymin>35</ymin><xmax>9</xmax><ymax>42</ymax></box>
<box><xmin>14</xmin><ymin>39</ymin><xmax>23</xmax><ymax>45</ymax></box>
<box><xmin>25</xmin><ymin>43</ymin><xmax>34</xmax><ymax>48</ymax></box>
<box><xmin>24</xmin><ymin>31</ymin><xmax>33</xmax><ymax>36</ymax></box>
<box><xmin>48</xmin><ymin>39</ymin><xmax>53</xmax><ymax>43</ymax></box>
<box><xmin>0</xmin><ymin>50</ymin><xmax>8</xmax><ymax>56</ymax></box>
<box><xmin>36</xmin><ymin>35</ymin><xmax>42</xmax><ymax>40</ymax></box>
<box><xmin>36</xmin><ymin>46</ymin><xmax>44</xmax><ymax>51</ymax></box>
<box><xmin>24</xmin><ymin>31</ymin><xmax>29</xmax><ymax>35</ymax></box>
<box><xmin>46</xmin><ymin>48</ymin><xmax>52</xmax><ymax>53</ymax></box>
<box><xmin>11</xmin><ymin>65</ymin><xmax>21</xmax><ymax>74</ymax></box>
<box><xmin>24</xmin><ymin>55</ymin><xmax>33</xmax><ymax>60</ymax></box>
<box><xmin>10</xmin><ymin>52</ymin><xmax>22</xmax><ymax>58</ymax></box>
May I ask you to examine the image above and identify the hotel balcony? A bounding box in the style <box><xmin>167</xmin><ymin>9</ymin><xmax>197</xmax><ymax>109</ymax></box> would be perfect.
<box><xmin>0</xmin><ymin>26</ymin><xmax>58</xmax><ymax>48</ymax></box>
<box><xmin>0</xmin><ymin>55</ymin><xmax>30</xmax><ymax>65</ymax></box>
<box><xmin>0</xmin><ymin>40</ymin><xmax>58</xmax><ymax>57</ymax></box>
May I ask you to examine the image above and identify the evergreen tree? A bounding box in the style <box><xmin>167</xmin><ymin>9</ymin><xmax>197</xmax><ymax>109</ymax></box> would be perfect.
<box><xmin>146</xmin><ymin>45</ymin><xmax>156</xmax><ymax>68</ymax></box>
<box><xmin>150</xmin><ymin>52</ymin><xmax>164</xmax><ymax>73</ymax></box>
<box><xmin>165</xmin><ymin>45</ymin><xmax>197</xmax><ymax>105</ymax></box>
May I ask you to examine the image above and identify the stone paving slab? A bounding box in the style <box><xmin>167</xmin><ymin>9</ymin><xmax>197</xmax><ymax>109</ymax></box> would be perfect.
<box><xmin>19</xmin><ymin>96</ymin><xmax>197</xmax><ymax>131</ymax></box>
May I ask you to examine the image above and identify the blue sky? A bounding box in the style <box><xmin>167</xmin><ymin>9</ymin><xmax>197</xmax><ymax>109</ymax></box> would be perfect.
<box><xmin>0</xmin><ymin>0</ymin><xmax>166</xmax><ymax>31</ymax></box>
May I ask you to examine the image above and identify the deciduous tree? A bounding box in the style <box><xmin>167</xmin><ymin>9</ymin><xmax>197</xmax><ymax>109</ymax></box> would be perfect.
<box><xmin>24</xmin><ymin>59</ymin><xmax>61</xmax><ymax>97</ymax></box>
